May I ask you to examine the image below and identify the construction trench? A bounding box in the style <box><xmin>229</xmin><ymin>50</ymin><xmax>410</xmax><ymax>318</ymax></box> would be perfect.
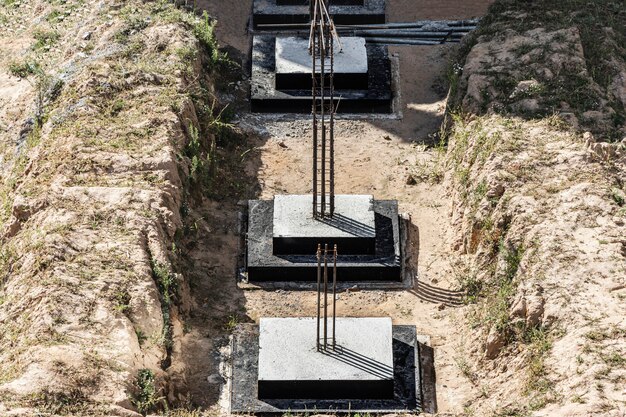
<box><xmin>214</xmin><ymin>0</ymin><xmax>474</xmax><ymax>413</ymax></box>
<box><xmin>203</xmin><ymin>0</ymin><xmax>484</xmax><ymax>414</ymax></box>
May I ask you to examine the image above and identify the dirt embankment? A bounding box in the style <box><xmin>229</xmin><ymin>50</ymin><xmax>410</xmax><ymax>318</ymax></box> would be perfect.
<box><xmin>0</xmin><ymin>1</ymin><xmax>238</xmax><ymax>415</ymax></box>
<box><xmin>443</xmin><ymin>1</ymin><xmax>626</xmax><ymax>415</ymax></box>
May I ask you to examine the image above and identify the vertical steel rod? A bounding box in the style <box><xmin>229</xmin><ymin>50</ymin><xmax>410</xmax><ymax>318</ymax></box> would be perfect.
<box><xmin>312</xmin><ymin>19</ymin><xmax>318</xmax><ymax>218</ymax></box>
<box><xmin>323</xmin><ymin>243</ymin><xmax>328</xmax><ymax>350</ymax></box>
<box><xmin>316</xmin><ymin>244</ymin><xmax>321</xmax><ymax>351</ymax></box>
<box><xmin>320</xmin><ymin>23</ymin><xmax>326</xmax><ymax>218</ymax></box>
<box><xmin>329</xmin><ymin>27</ymin><xmax>335</xmax><ymax>217</ymax></box>
<box><xmin>332</xmin><ymin>244</ymin><xmax>337</xmax><ymax>349</ymax></box>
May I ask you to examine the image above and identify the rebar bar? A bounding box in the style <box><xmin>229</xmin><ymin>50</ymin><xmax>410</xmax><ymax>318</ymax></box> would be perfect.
<box><xmin>316</xmin><ymin>243</ymin><xmax>321</xmax><ymax>351</ymax></box>
<box><xmin>315</xmin><ymin>243</ymin><xmax>338</xmax><ymax>350</ymax></box>
<box><xmin>332</xmin><ymin>244</ymin><xmax>337</xmax><ymax>350</ymax></box>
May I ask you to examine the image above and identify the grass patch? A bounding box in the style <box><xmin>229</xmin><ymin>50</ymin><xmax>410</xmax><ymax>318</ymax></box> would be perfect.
<box><xmin>192</xmin><ymin>11</ymin><xmax>230</xmax><ymax>71</ymax></box>
<box><xmin>114</xmin><ymin>14</ymin><xmax>149</xmax><ymax>44</ymax></box>
<box><xmin>185</xmin><ymin>122</ymin><xmax>213</xmax><ymax>189</ymax></box>
<box><xmin>25</xmin><ymin>389</ymin><xmax>91</xmax><ymax>415</ymax></box>
<box><xmin>113</xmin><ymin>289</ymin><xmax>131</xmax><ymax>315</ymax></box>
<box><xmin>45</xmin><ymin>9</ymin><xmax>63</xmax><ymax>24</ymax></box>
<box><xmin>224</xmin><ymin>314</ymin><xmax>240</xmax><ymax>332</ymax></box>
<box><xmin>133</xmin><ymin>369</ymin><xmax>163</xmax><ymax>415</ymax></box>
<box><xmin>135</xmin><ymin>329</ymin><xmax>147</xmax><ymax>346</ymax></box>
<box><xmin>150</xmin><ymin>259</ymin><xmax>177</xmax><ymax>351</ymax></box>
<box><xmin>523</xmin><ymin>326</ymin><xmax>556</xmax><ymax>408</ymax></box>
<box><xmin>610</xmin><ymin>187</ymin><xmax>625</xmax><ymax>206</ymax></box>
<box><xmin>8</xmin><ymin>59</ymin><xmax>41</xmax><ymax>79</ymax></box>
<box><xmin>457</xmin><ymin>272</ymin><xmax>483</xmax><ymax>304</ymax></box>
<box><xmin>600</xmin><ymin>352</ymin><xmax>625</xmax><ymax>367</ymax></box>
<box><xmin>32</xmin><ymin>28</ymin><xmax>60</xmax><ymax>49</ymax></box>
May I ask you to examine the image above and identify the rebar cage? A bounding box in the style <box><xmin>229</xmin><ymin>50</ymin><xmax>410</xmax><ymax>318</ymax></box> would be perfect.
<box><xmin>310</xmin><ymin>0</ymin><xmax>340</xmax><ymax>219</ymax></box>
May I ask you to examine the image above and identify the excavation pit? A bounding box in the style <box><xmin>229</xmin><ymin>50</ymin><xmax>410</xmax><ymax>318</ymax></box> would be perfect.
<box><xmin>251</xmin><ymin>35</ymin><xmax>393</xmax><ymax>113</ymax></box>
<box><xmin>252</xmin><ymin>0</ymin><xmax>385</xmax><ymax>30</ymax></box>
<box><xmin>230</xmin><ymin>322</ymin><xmax>429</xmax><ymax>413</ymax></box>
<box><xmin>258</xmin><ymin>317</ymin><xmax>394</xmax><ymax>399</ymax></box>
<box><xmin>244</xmin><ymin>196</ymin><xmax>402</xmax><ymax>283</ymax></box>
<box><xmin>275</xmin><ymin>37</ymin><xmax>369</xmax><ymax>90</ymax></box>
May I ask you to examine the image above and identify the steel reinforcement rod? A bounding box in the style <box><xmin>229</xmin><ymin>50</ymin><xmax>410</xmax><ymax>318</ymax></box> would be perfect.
<box><xmin>257</xmin><ymin>19</ymin><xmax>479</xmax><ymax>30</ymax></box>
<box><xmin>315</xmin><ymin>243</ymin><xmax>338</xmax><ymax>350</ymax></box>
<box><xmin>366</xmin><ymin>38</ymin><xmax>456</xmax><ymax>45</ymax></box>
<box><xmin>311</xmin><ymin>0</ymin><xmax>318</xmax><ymax>217</ymax></box>
<box><xmin>332</xmin><ymin>244</ymin><xmax>337</xmax><ymax>350</ymax></box>
<box><xmin>316</xmin><ymin>243</ymin><xmax>321</xmax><ymax>351</ymax></box>
<box><xmin>323</xmin><ymin>243</ymin><xmax>329</xmax><ymax>349</ymax></box>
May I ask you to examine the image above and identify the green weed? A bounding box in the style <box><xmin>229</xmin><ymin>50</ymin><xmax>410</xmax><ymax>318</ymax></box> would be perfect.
<box><xmin>8</xmin><ymin>59</ymin><xmax>41</xmax><ymax>79</ymax></box>
<box><xmin>192</xmin><ymin>11</ymin><xmax>229</xmax><ymax>70</ymax></box>
<box><xmin>610</xmin><ymin>187</ymin><xmax>625</xmax><ymax>206</ymax></box>
<box><xmin>224</xmin><ymin>315</ymin><xmax>239</xmax><ymax>332</ymax></box>
<box><xmin>32</xmin><ymin>28</ymin><xmax>60</xmax><ymax>49</ymax></box>
<box><xmin>113</xmin><ymin>289</ymin><xmax>131</xmax><ymax>315</ymax></box>
<box><xmin>133</xmin><ymin>369</ymin><xmax>163</xmax><ymax>415</ymax></box>
<box><xmin>150</xmin><ymin>259</ymin><xmax>177</xmax><ymax>350</ymax></box>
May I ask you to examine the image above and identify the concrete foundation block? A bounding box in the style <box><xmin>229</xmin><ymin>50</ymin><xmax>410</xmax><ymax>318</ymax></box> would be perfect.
<box><xmin>258</xmin><ymin>317</ymin><xmax>394</xmax><ymax>399</ymax></box>
<box><xmin>272</xmin><ymin>194</ymin><xmax>376</xmax><ymax>255</ymax></box>
<box><xmin>275</xmin><ymin>37</ymin><xmax>369</xmax><ymax>90</ymax></box>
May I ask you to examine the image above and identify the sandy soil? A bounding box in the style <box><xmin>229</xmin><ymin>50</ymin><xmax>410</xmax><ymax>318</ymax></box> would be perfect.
<box><xmin>187</xmin><ymin>0</ymin><xmax>494</xmax><ymax>413</ymax></box>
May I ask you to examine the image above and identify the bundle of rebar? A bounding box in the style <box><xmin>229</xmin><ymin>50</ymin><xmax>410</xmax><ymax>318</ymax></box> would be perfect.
<box><xmin>259</xmin><ymin>19</ymin><xmax>479</xmax><ymax>45</ymax></box>
<box><xmin>310</xmin><ymin>0</ymin><xmax>338</xmax><ymax>218</ymax></box>
<box><xmin>316</xmin><ymin>244</ymin><xmax>338</xmax><ymax>351</ymax></box>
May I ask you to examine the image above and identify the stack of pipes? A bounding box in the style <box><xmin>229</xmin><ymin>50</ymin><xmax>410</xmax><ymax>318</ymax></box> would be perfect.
<box><xmin>340</xmin><ymin>19</ymin><xmax>478</xmax><ymax>45</ymax></box>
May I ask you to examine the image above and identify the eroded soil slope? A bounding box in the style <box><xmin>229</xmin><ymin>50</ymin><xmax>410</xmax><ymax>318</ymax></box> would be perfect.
<box><xmin>0</xmin><ymin>1</ymin><xmax>240</xmax><ymax>415</ymax></box>
<box><xmin>443</xmin><ymin>1</ymin><xmax>626</xmax><ymax>415</ymax></box>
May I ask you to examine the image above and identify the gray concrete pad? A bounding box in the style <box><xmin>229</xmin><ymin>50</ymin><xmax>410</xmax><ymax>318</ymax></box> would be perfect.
<box><xmin>273</xmin><ymin>194</ymin><xmax>376</xmax><ymax>239</ymax></box>
<box><xmin>276</xmin><ymin>37</ymin><xmax>368</xmax><ymax>75</ymax></box>
<box><xmin>259</xmin><ymin>317</ymin><xmax>393</xmax><ymax>381</ymax></box>
<box><xmin>245</xmin><ymin>198</ymin><xmax>403</xmax><ymax>281</ymax></box>
<box><xmin>229</xmin><ymin>324</ymin><xmax>424</xmax><ymax>412</ymax></box>
<box><xmin>251</xmin><ymin>35</ymin><xmax>393</xmax><ymax>113</ymax></box>
<box><xmin>258</xmin><ymin>317</ymin><xmax>394</xmax><ymax>399</ymax></box>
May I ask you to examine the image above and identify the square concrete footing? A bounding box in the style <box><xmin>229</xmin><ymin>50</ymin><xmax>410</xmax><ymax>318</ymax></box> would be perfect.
<box><xmin>273</xmin><ymin>194</ymin><xmax>376</xmax><ymax>255</ymax></box>
<box><xmin>244</xmin><ymin>196</ymin><xmax>403</xmax><ymax>284</ymax></box>
<box><xmin>252</xmin><ymin>0</ymin><xmax>385</xmax><ymax>30</ymax></box>
<box><xmin>229</xmin><ymin>321</ymin><xmax>432</xmax><ymax>413</ymax></box>
<box><xmin>251</xmin><ymin>35</ymin><xmax>393</xmax><ymax>114</ymax></box>
<box><xmin>275</xmin><ymin>37</ymin><xmax>369</xmax><ymax>90</ymax></box>
<box><xmin>258</xmin><ymin>317</ymin><xmax>394</xmax><ymax>399</ymax></box>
